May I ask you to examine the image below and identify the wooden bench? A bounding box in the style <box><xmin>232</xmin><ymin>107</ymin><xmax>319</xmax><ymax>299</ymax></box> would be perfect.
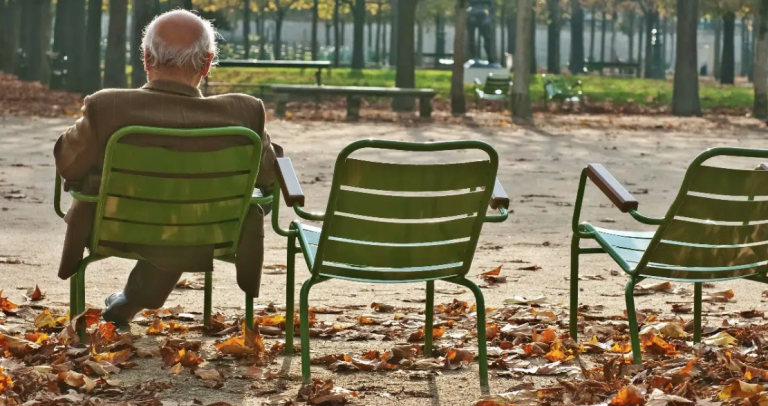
<box><xmin>586</xmin><ymin>61</ymin><xmax>640</xmax><ymax>76</ymax></box>
<box><xmin>268</xmin><ymin>84</ymin><xmax>438</xmax><ymax>119</ymax></box>
<box><xmin>203</xmin><ymin>60</ymin><xmax>332</xmax><ymax>96</ymax></box>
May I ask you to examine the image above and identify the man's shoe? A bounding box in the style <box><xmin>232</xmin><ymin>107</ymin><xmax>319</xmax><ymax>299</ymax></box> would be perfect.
<box><xmin>102</xmin><ymin>292</ymin><xmax>141</xmax><ymax>327</ymax></box>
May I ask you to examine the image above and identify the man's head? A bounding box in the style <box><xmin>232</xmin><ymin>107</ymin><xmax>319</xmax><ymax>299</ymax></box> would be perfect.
<box><xmin>141</xmin><ymin>10</ymin><xmax>218</xmax><ymax>87</ymax></box>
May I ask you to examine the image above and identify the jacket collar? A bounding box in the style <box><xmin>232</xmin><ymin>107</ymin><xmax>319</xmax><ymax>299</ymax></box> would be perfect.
<box><xmin>142</xmin><ymin>80</ymin><xmax>203</xmax><ymax>98</ymax></box>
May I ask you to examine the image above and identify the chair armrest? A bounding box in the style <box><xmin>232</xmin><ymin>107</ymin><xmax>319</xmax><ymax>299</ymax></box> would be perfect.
<box><xmin>586</xmin><ymin>164</ymin><xmax>638</xmax><ymax>213</ymax></box>
<box><xmin>275</xmin><ymin>157</ymin><xmax>305</xmax><ymax>207</ymax></box>
<box><xmin>759</xmin><ymin>163</ymin><xmax>768</xmax><ymax>171</ymax></box>
<box><xmin>490</xmin><ymin>178</ymin><xmax>510</xmax><ymax>210</ymax></box>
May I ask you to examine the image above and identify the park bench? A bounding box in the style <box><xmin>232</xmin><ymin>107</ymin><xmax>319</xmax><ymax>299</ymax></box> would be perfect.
<box><xmin>542</xmin><ymin>74</ymin><xmax>583</xmax><ymax>109</ymax></box>
<box><xmin>269</xmin><ymin>84</ymin><xmax>438</xmax><ymax>119</ymax></box>
<box><xmin>54</xmin><ymin>126</ymin><xmax>272</xmax><ymax>336</ymax></box>
<box><xmin>269</xmin><ymin>139</ymin><xmax>510</xmax><ymax>384</ymax></box>
<box><xmin>202</xmin><ymin>60</ymin><xmax>332</xmax><ymax>96</ymax></box>
<box><xmin>586</xmin><ymin>60</ymin><xmax>640</xmax><ymax>76</ymax></box>
<box><xmin>570</xmin><ymin>148</ymin><xmax>768</xmax><ymax>364</ymax></box>
<box><xmin>474</xmin><ymin>73</ymin><xmax>512</xmax><ymax>109</ymax></box>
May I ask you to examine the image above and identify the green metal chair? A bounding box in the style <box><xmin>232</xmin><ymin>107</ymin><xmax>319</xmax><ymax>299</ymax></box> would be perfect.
<box><xmin>270</xmin><ymin>139</ymin><xmax>510</xmax><ymax>384</ymax></box>
<box><xmin>54</xmin><ymin>126</ymin><xmax>272</xmax><ymax>332</ymax></box>
<box><xmin>570</xmin><ymin>147</ymin><xmax>768</xmax><ymax>364</ymax></box>
<box><xmin>542</xmin><ymin>74</ymin><xmax>582</xmax><ymax>110</ymax></box>
<box><xmin>474</xmin><ymin>73</ymin><xmax>512</xmax><ymax>109</ymax></box>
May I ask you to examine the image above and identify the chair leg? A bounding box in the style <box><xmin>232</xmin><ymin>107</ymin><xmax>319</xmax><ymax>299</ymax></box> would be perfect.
<box><xmin>569</xmin><ymin>234</ymin><xmax>580</xmax><ymax>340</ymax></box>
<box><xmin>285</xmin><ymin>234</ymin><xmax>297</xmax><ymax>355</ymax></box>
<box><xmin>625</xmin><ymin>278</ymin><xmax>642</xmax><ymax>364</ymax></box>
<box><xmin>424</xmin><ymin>280</ymin><xmax>435</xmax><ymax>356</ymax></box>
<box><xmin>245</xmin><ymin>293</ymin><xmax>254</xmax><ymax>331</ymax></box>
<box><xmin>693</xmin><ymin>282</ymin><xmax>702</xmax><ymax>343</ymax></box>
<box><xmin>203</xmin><ymin>272</ymin><xmax>213</xmax><ymax>328</ymax></box>
<box><xmin>299</xmin><ymin>278</ymin><xmax>317</xmax><ymax>383</ymax></box>
<box><xmin>452</xmin><ymin>278</ymin><xmax>488</xmax><ymax>386</ymax></box>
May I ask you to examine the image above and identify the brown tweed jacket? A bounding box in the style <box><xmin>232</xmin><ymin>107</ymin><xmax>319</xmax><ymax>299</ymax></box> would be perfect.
<box><xmin>53</xmin><ymin>80</ymin><xmax>279</xmax><ymax>296</ymax></box>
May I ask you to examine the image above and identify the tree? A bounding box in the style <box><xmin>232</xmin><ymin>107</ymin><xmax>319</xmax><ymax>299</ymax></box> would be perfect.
<box><xmin>271</xmin><ymin>0</ymin><xmax>303</xmax><ymax>60</ymax></box>
<box><xmin>66</xmin><ymin>0</ymin><xmax>87</xmax><ymax>92</ymax></box>
<box><xmin>721</xmin><ymin>11</ymin><xmax>735</xmax><ymax>84</ymax></box>
<box><xmin>671</xmin><ymin>0</ymin><xmax>701</xmax><ymax>116</ymax></box>
<box><xmin>131</xmin><ymin>0</ymin><xmax>154</xmax><ymax>88</ymax></box>
<box><xmin>714</xmin><ymin>19</ymin><xmax>721</xmax><ymax>78</ymax></box>
<box><xmin>83</xmin><ymin>0</ymin><xmax>103</xmax><ymax>93</ymax></box>
<box><xmin>19</xmin><ymin>0</ymin><xmax>52</xmax><ymax>82</ymax></box>
<box><xmin>599</xmin><ymin>12</ymin><xmax>606</xmax><ymax>62</ymax></box>
<box><xmin>0</xmin><ymin>0</ymin><xmax>21</xmax><ymax>74</ymax></box>
<box><xmin>311</xmin><ymin>0</ymin><xmax>319</xmax><ymax>59</ymax></box>
<box><xmin>392</xmin><ymin>0</ymin><xmax>416</xmax><ymax>111</ymax></box>
<box><xmin>104</xmin><ymin>0</ymin><xmax>128</xmax><ymax>88</ymax></box>
<box><xmin>755</xmin><ymin>0</ymin><xmax>768</xmax><ymax>118</ymax></box>
<box><xmin>546</xmin><ymin>0</ymin><xmax>560</xmax><ymax>73</ymax></box>
<box><xmin>351</xmin><ymin>0</ymin><xmax>365</xmax><ymax>69</ymax></box>
<box><xmin>511</xmin><ymin>0</ymin><xmax>533</xmax><ymax>121</ymax></box>
<box><xmin>570</xmin><ymin>0</ymin><xmax>585</xmax><ymax>74</ymax></box>
<box><xmin>244</xmin><ymin>0</ymin><xmax>251</xmax><ymax>58</ymax></box>
<box><xmin>636</xmin><ymin>15</ymin><xmax>643</xmax><ymax>77</ymax></box>
<box><xmin>589</xmin><ymin>6</ymin><xmax>596</xmax><ymax>60</ymax></box>
<box><xmin>333</xmin><ymin>0</ymin><xmax>341</xmax><ymax>65</ymax></box>
<box><xmin>451</xmin><ymin>0</ymin><xmax>468</xmax><ymax>115</ymax></box>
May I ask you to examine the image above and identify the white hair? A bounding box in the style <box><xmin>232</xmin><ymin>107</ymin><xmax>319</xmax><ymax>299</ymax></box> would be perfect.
<box><xmin>141</xmin><ymin>9</ymin><xmax>219</xmax><ymax>72</ymax></box>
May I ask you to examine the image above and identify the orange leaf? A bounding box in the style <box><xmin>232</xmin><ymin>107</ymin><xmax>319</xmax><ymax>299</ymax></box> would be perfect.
<box><xmin>24</xmin><ymin>332</ymin><xmax>49</xmax><ymax>344</ymax></box>
<box><xmin>679</xmin><ymin>357</ymin><xmax>697</xmax><ymax>377</ymax></box>
<box><xmin>610</xmin><ymin>385</ymin><xmax>645</xmax><ymax>406</ymax></box>
<box><xmin>94</xmin><ymin>348</ymin><xmax>132</xmax><ymax>365</ymax></box>
<box><xmin>641</xmin><ymin>334</ymin><xmax>677</xmax><ymax>356</ymax></box>
<box><xmin>255</xmin><ymin>314</ymin><xmax>286</xmax><ymax>328</ymax></box>
<box><xmin>545</xmin><ymin>339</ymin><xmax>567</xmax><ymax>362</ymax></box>
<box><xmin>167</xmin><ymin>321</ymin><xmax>189</xmax><ymax>334</ymax></box>
<box><xmin>0</xmin><ymin>367</ymin><xmax>12</xmax><ymax>394</ymax></box>
<box><xmin>214</xmin><ymin>323</ymin><xmax>265</xmax><ymax>356</ymax></box>
<box><xmin>610</xmin><ymin>342</ymin><xmax>633</xmax><ymax>354</ymax></box>
<box><xmin>26</xmin><ymin>285</ymin><xmax>45</xmax><ymax>301</ymax></box>
<box><xmin>147</xmin><ymin>319</ymin><xmax>167</xmax><ymax>335</ymax></box>
<box><xmin>480</xmin><ymin>266</ymin><xmax>502</xmax><ymax>277</ymax></box>
<box><xmin>486</xmin><ymin>323</ymin><xmax>500</xmax><ymax>341</ymax></box>
<box><xmin>97</xmin><ymin>322</ymin><xmax>118</xmax><ymax>343</ymax></box>
<box><xmin>0</xmin><ymin>291</ymin><xmax>18</xmax><ymax>312</ymax></box>
<box><xmin>535</xmin><ymin>328</ymin><xmax>557</xmax><ymax>343</ymax></box>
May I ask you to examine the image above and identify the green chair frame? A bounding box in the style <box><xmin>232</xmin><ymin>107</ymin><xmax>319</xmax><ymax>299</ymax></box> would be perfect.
<box><xmin>54</xmin><ymin>126</ymin><xmax>272</xmax><ymax>333</ymax></box>
<box><xmin>542</xmin><ymin>74</ymin><xmax>583</xmax><ymax>110</ymax></box>
<box><xmin>270</xmin><ymin>139</ymin><xmax>510</xmax><ymax>385</ymax></box>
<box><xmin>474</xmin><ymin>73</ymin><xmax>513</xmax><ymax>109</ymax></box>
<box><xmin>570</xmin><ymin>147</ymin><xmax>768</xmax><ymax>364</ymax></box>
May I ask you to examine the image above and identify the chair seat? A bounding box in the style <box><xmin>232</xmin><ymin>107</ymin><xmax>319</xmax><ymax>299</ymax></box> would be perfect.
<box><xmin>476</xmin><ymin>91</ymin><xmax>508</xmax><ymax>101</ymax></box>
<box><xmin>585</xmin><ymin>225</ymin><xmax>656</xmax><ymax>271</ymax></box>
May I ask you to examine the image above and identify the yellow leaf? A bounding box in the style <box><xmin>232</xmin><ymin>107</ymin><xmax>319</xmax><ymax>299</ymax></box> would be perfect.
<box><xmin>545</xmin><ymin>339</ymin><xmax>567</xmax><ymax>362</ymax></box>
<box><xmin>0</xmin><ymin>367</ymin><xmax>13</xmax><ymax>394</ymax></box>
<box><xmin>611</xmin><ymin>342</ymin><xmax>632</xmax><ymax>354</ymax></box>
<box><xmin>588</xmin><ymin>335</ymin><xmax>598</xmax><ymax>345</ymax></box>
<box><xmin>147</xmin><ymin>319</ymin><xmax>167</xmax><ymax>335</ymax></box>
<box><xmin>34</xmin><ymin>310</ymin><xmax>57</xmax><ymax>330</ymax></box>
<box><xmin>719</xmin><ymin>381</ymin><xmax>765</xmax><ymax>400</ymax></box>
<box><xmin>703</xmin><ymin>331</ymin><xmax>736</xmax><ymax>347</ymax></box>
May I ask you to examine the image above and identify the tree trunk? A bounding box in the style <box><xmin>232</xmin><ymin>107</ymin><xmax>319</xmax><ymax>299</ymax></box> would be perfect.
<box><xmin>273</xmin><ymin>11</ymin><xmax>283</xmax><ymax>59</ymax></box>
<box><xmin>1</xmin><ymin>0</ymin><xmax>21</xmax><ymax>74</ymax></box>
<box><xmin>382</xmin><ymin>22</ymin><xmax>387</xmax><ymax>63</ymax></box>
<box><xmin>19</xmin><ymin>0</ymin><xmax>50</xmax><ymax>82</ymax></box>
<box><xmin>258</xmin><ymin>0</ymin><xmax>267</xmax><ymax>59</ymax></box>
<box><xmin>530</xmin><ymin>11</ymin><xmax>537</xmax><ymax>74</ymax></box>
<box><xmin>643</xmin><ymin>11</ymin><xmax>654</xmax><ymax>79</ymax></box>
<box><xmin>507</xmin><ymin>11</ymin><xmax>515</xmax><ymax>55</ymax></box>
<box><xmin>569</xmin><ymin>0</ymin><xmax>584</xmax><ymax>74</ymax></box>
<box><xmin>392</xmin><ymin>0</ymin><xmax>416</xmax><ymax>111</ymax></box>
<box><xmin>754</xmin><ymin>0</ymin><xmax>768</xmax><ymax>118</ymax></box>
<box><xmin>672</xmin><ymin>0</ymin><xmax>701</xmax><ymax>116</ymax></box>
<box><xmin>66</xmin><ymin>0</ymin><xmax>86</xmax><ymax>92</ymax></box>
<box><xmin>243</xmin><ymin>0</ymin><xmax>250</xmax><ymax>58</ymax></box>
<box><xmin>333</xmin><ymin>0</ymin><xmax>340</xmax><ymax>66</ymax></box>
<box><xmin>714</xmin><ymin>19</ymin><xmax>721</xmax><ymax>78</ymax></box>
<box><xmin>83</xmin><ymin>0</ymin><xmax>102</xmax><ymax>93</ymax></box>
<box><xmin>512</xmin><ymin>0</ymin><xmax>533</xmax><ymax>121</ymax></box>
<box><xmin>131</xmin><ymin>0</ymin><xmax>152</xmax><ymax>88</ymax></box>
<box><xmin>637</xmin><ymin>15</ymin><xmax>644</xmax><ymax>78</ymax></box>
<box><xmin>375</xmin><ymin>4</ymin><xmax>382</xmax><ymax>63</ymax></box>
<box><xmin>600</xmin><ymin>12</ymin><xmax>606</xmax><ymax>63</ymax></box>
<box><xmin>627</xmin><ymin>12</ymin><xmax>635</xmax><ymax>62</ymax></box>
<box><xmin>389</xmin><ymin>0</ymin><xmax>397</xmax><ymax>66</ymax></box>
<box><xmin>104</xmin><ymin>0</ymin><xmax>127</xmax><ymax>88</ymax></box>
<box><xmin>589</xmin><ymin>8</ymin><xmax>596</xmax><ymax>61</ymax></box>
<box><xmin>500</xmin><ymin>6</ymin><xmax>506</xmax><ymax>64</ymax></box>
<box><xmin>0</xmin><ymin>0</ymin><xmax>6</xmax><ymax>70</ymax></box>
<box><xmin>546</xmin><ymin>0</ymin><xmax>560</xmax><ymax>73</ymax></box>
<box><xmin>311</xmin><ymin>0</ymin><xmax>318</xmax><ymax>60</ymax></box>
<box><xmin>451</xmin><ymin>0</ymin><xmax>467</xmax><ymax>115</ymax></box>
<box><xmin>610</xmin><ymin>12</ymin><xmax>617</xmax><ymax>61</ymax></box>
<box><xmin>416</xmin><ymin>20</ymin><xmax>423</xmax><ymax>68</ymax></box>
<box><xmin>661</xmin><ymin>16</ymin><xmax>667</xmax><ymax>69</ymax></box>
<box><xmin>351</xmin><ymin>0</ymin><xmax>365</xmax><ymax>69</ymax></box>
<box><xmin>721</xmin><ymin>12</ymin><xmax>736</xmax><ymax>84</ymax></box>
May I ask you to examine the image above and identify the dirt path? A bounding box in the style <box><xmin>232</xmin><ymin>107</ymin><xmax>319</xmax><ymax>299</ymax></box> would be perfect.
<box><xmin>1</xmin><ymin>114</ymin><xmax>767</xmax><ymax>405</ymax></box>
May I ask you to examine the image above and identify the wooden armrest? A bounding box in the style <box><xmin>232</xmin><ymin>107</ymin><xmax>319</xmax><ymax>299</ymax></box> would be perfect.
<box><xmin>490</xmin><ymin>178</ymin><xmax>510</xmax><ymax>210</ymax></box>
<box><xmin>586</xmin><ymin>164</ymin><xmax>638</xmax><ymax>213</ymax></box>
<box><xmin>275</xmin><ymin>157</ymin><xmax>305</xmax><ymax>207</ymax></box>
<box><xmin>759</xmin><ymin>163</ymin><xmax>768</xmax><ymax>171</ymax></box>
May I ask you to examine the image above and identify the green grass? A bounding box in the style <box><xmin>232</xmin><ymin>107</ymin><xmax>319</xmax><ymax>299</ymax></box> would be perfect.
<box><xmin>206</xmin><ymin>67</ymin><xmax>754</xmax><ymax>111</ymax></box>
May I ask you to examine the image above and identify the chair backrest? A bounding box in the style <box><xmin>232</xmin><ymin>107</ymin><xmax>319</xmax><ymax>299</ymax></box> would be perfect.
<box><xmin>310</xmin><ymin>140</ymin><xmax>499</xmax><ymax>282</ymax></box>
<box><xmin>483</xmin><ymin>73</ymin><xmax>511</xmax><ymax>96</ymax></box>
<box><xmin>89</xmin><ymin>126</ymin><xmax>263</xmax><ymax>258</ymax></box>
<box><xmin>638</xmin><ymin>147</ymin><xmax>768</xmax><ymax>281</ymax></box>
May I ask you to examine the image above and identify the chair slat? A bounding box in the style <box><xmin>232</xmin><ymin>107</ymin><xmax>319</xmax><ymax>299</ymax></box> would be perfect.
<box><xmin>648</xmin><ymin>241</ymin><xmax>768</xmax><ymax>268</ymax></box>
<box><xmin>594</xmin><ymin>231</ymin><xmax>653</xmax><ymax>251</ymax></box>
<box><xmin>335</xmin><ymin>189</ymin><xmax>484</xmax><ymax>219</ymax></box>
<box><xmin>642</xmin><ymin>263</ymin><xmax>764</xmax><ymax>281</ymax></box>
<box><xmin>327</xmin><ymin>215</ymin><xmax>477</xmax><ymax>243</ymax></box>
<box><xmin>322</xmin><ymin>239</ymin><xmax>468</xmax><ymax>268</ymax></box>
<box><xmin>689</xmin><ymin>165</ymin><xmax>768</xmax><ymax>196</ymax></box>
<box><xmin>662</xmin><ymin>219</ymin><xmax>768</xmax><ymax>246</ymax></box>
<box><xmin>676</xmin><ymin>195</ymin><xmax>768</xmax><ymax>222</ymax></box>
<box><xmin>106</xmin><ymin>172</ymin><xmax>251</xmax><ymax>201</ymax></box>
<box><xmin>341</xmin><ymin>159</ymin><xmax>491</xmax><ymax>191</ymax></box>
<box><xmin>318</xmin><ymin>263</ymin><xmax>464</xmax><ymax>282</ymax></box>
<box><xmin>103</xmin><ymin>196</ymin><xmax>243</xmax><ymax>225</ymax></box>
<box><xmin>97</xmin><ymin>219</ymin><xmax>238</xmax><ymax>245</ymax></box>
<box><xmin>111</xmin><ymin>144</ymin><xmax>255</xmax><ymax>174</ymax></box>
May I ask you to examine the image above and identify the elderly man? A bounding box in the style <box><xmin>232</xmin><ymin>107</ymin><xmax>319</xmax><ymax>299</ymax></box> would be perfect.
<box><xmin>54</xmin><ymin>10</ymin><xmax>278</xmax><ymax>326</ymax></box>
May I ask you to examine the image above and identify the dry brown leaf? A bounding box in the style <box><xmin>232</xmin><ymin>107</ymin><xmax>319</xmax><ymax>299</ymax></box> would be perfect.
<box><xmin>0</xmin><ymin>291</ymin><xmax>18</xmax><ymax>313</ymax></box>
<box><xmin>147</xmin><ymin>319</ymin><xmax>167</xmax><ymax>335</ymax></box>
<box><xmin>25</xmin><ymin>285</ymin><xmax>44</xmax><ymax>301</ymax></box>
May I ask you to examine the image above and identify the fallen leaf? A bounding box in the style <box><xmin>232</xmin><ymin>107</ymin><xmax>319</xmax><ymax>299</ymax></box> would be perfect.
<box><xmin>610</xmin><ymin>385</ymin><xmax>645</xmax><ymax>405</ymax></box>
<box><xmin>703</xmin><ymin>331</ymin><xmax>736</xmax><ymax>346</ymax></box>
<box><xmin>480</xmin><ymin>266</ymin><xmax>502</xmax><ymax>277</ymax></box>
<box><xmin>25</xmin><ymin>285</ymin><xmax>44</xmax><ymax>301</ymax></box>
<box><xmin>719</xmin><ymin>381</ymin><xmax>764</xmax><ymax>400</ymax></box>
<box><xmin>147</xmin><ymin>319</ymin><xmax>167</xmax><ymax>335</ymax></box>
<box><xmin>370</xmin><ymin>302</ymin><xmax>395</xmax><ymax>313</ymax></box>
<box><xmin>704</xmin><ymin>289</ymin><xmax>735</xmax><ymax>303</ymax></box>
<box><xmin>168</xmin><ymin>363</ymin><xmax>183</xmax><ymax>375</ymax></box>
<box><xmin>0</xmin><ymin>291</ymin><xmax>18</xmax><ymax>313</ymax></box>
<box><xmin>646</xmin><ymin>388</ymin><xmax>693</xmax><ymax>406</ymax></box>
<box><xmin>0</xmin><ymin>367</ymin><xmax>12</xmax><ymax>394</ymax></box>
<box><xmin>34</xmin><ymin>310</ymin><xmax>57</xmax><ymax>330</ymax></box>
